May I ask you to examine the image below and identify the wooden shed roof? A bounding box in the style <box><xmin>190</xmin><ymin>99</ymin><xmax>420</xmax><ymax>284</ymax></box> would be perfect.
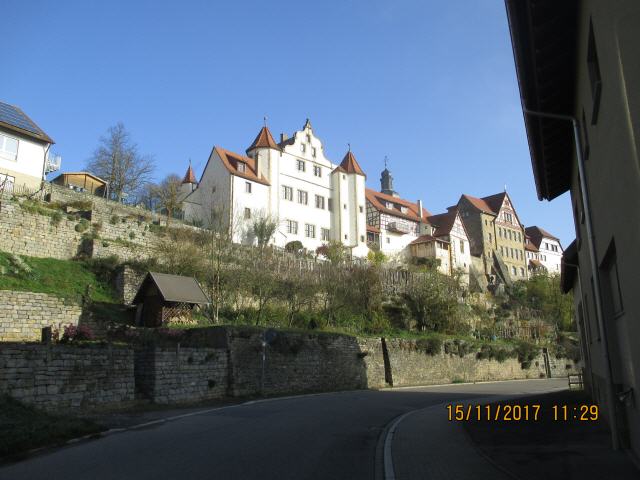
<box><xmin>133</xmin><ymin>272</ymin><xmax>210</xmax><ymax>305</ymax></box>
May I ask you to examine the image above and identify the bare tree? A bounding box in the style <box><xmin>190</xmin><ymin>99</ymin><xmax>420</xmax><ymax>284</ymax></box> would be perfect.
<box><xmin>87</xmin><ymin>123</ymin><xmax>155</xmax><ymax>202</ymax></box>
<box><xmin>152</xmin><ymin>174</ymin><xmax>183</xmax><ymax>225</ymax></box>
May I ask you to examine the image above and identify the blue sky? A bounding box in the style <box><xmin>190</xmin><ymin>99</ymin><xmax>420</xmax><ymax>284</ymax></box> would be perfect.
<box><xmin>3</xmin><ymin>0</ymin><xmax>573</xmax><ymax>245</ymax></box>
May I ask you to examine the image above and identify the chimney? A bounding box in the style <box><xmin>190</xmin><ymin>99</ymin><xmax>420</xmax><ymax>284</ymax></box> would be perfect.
<box><xmin>417</xmin><ymin>199</ymin><xmax>423</xmax><ymax>220</ymax></box>
<box><xmin>280</xmin><ymin>133</ymin><xmax>288</xmax><ymax>143</ymax></box>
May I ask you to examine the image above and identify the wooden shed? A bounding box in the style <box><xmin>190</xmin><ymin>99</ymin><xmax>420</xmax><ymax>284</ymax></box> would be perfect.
<box><xmin>132</xmin><ymin>272</ymin><xmax>210</xmax><ymax>327</ymax></box>
<box><xmin>52</xmin><ymin>172</ymin><xmax>107</xmax><ymax>196</ymax></box>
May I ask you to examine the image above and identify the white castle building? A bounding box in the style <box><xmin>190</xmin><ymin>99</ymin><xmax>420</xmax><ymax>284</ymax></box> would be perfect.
<box><xmin>182</xmin><ymin>120</ymin><xmax>369</xmax><ymax>257</ymax></box>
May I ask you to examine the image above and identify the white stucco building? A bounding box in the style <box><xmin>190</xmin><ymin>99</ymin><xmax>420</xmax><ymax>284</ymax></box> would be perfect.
<box><xmin>525</xmin><ymin>226</ymin><xmax>563</xmax><ymax>274</ymax></box>
<box><xmin>365</xmin><ymin>167</ymin><xmax>431</xmax><ymax>260</ymax></box>
<box><xmin>183</xmin><ymin>120</ymin><xmax>369</xmax><ymax>256</ymax></box>
<box><xmin>0</xmin><ymin>101</ymin><xmax>57</xmax><ymax>192</ymax></box>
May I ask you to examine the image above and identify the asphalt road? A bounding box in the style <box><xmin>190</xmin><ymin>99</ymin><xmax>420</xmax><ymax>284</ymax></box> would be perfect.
<box><xmin>0</xmin><ymin>378</ymin><xmax>566</xmax><ymax>480</ymax></box>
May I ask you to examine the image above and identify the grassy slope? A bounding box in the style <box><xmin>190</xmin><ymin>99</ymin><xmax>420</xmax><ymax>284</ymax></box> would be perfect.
<box><xmin>0</xmin><ymin>251</ymin><xmax>117</xmax><ymax>303</ymax></box>
<box><xmin>0</xmin><ymin>395</ymin><xmax>104</xmax><ymax>458</ymax></box>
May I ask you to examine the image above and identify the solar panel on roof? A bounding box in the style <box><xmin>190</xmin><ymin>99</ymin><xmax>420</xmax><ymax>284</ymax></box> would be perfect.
<box><xmin>0</xmin><ymin>102</ymin><xmax>43</xmax><ymax>136</ymax></box>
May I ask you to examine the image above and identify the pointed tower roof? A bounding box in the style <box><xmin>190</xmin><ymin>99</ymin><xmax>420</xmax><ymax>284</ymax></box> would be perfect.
<box><xmin>182</xmin><ymin>163</ymin><xmax>197</xmax><ymax>184</ymax></box>
<box><xmin>337</xmin><ymin>150</ymin><xmax>366</xmax><ymax>177</ymax></box>
<box><xmin>246</xmin><ymin>126</ymin><xmax>279</xmax><ymax>153</ymax></box>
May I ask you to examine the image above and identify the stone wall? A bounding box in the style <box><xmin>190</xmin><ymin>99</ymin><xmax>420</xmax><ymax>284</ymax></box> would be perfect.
<box><xmin>0</xmin><ymin>200</ymin><xmax>85</xmax><ymax>259</ymax></box>
<box><xmin>114</xmin><ymin>265</ymin><xmax>146</xmax><ymax>304</ymax></box>
<box><xmin>226</xmin><ymin>329</ymin><xmax>369</xmax><ymax>397</ymax></box>
<box><xmin>134</xmin><ymin>346</ymin><xmax>228</xmax><ymax>404</ymax></box>
<box><xmin>0</xmin><ymin>290</ymin><xmax>83</xmax><ymax>342</ymax></box>
<box><xmin>0</xmin><ymin>343</ymin><xmax>134</xmax><ymax>409</ymax></box>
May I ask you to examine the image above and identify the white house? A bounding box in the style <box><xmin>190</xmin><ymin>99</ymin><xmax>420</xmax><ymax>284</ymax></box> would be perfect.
<box><xmin>524</xmin><ymin>226</ymin><xmax>563</xmax><ymax>274</ymax></box>
<box><xmin>0</xmin><ymin>101</ymin><xmax>58</xmax><ymax>192</ymax></box>
<box><xmin>365</xmin><ymin>166</ymin><xmax>431</xmax><ymax>260</ymax></box>
<box><xmin>183</xmin><ymin>119</ymin><xmax>369</xmax><ymax>257</ymax></box>
<box><xmin>425</xmin><ymin>209</ymin><xmax>472</xmax><ymax>283</ymax></box>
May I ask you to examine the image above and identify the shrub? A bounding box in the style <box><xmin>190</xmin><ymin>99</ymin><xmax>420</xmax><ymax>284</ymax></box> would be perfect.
<box><xmin>55</xmin><ymin>324</ymin><xmax>95</xmax><ymax>343</ymax></box>
<box><xmin>128</xmin><ymin>231</ymin><xmax>136</xmax><ymax>240</ymax></box>
<box><xmin>285</xmin><ymin>240</ymin><xmax>304</xmax><ymax>254</ymax></box>
<box><xmin>74</xmin><ymin>219</ymin><xmax>90</xmax><ymax>233</ymax></box>
<box><xmin>416</xmin><ymin>336</ymin><xmax>443</xmax><ymax>356</ymax></box>
<box><xmin>50</xmin><ymin>211</ymin><xmax>63</xmax><ymax>226</ymax></box>
<box><xmin>84</xmin><ymin>256</ymin><xmax>120</xmax><ymax>283</ymax></box>
<box><xmin>110</xmin><ymin>215</ymin><xmax>118</xmax><ymax>225</ymax></box>
<box><xmin>515</xmin><ymin>341</ymin><xmax>540</xmax><ymax>369</ymax></box>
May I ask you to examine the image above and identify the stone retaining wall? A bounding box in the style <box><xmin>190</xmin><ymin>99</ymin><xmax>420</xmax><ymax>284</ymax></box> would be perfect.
<box><xmin>134</xmin><ymin>346</ymin><xmax>228</xmax><ymax>404</ymax></box>
<box><xmin>0</xmin><ymin>343</ymin><xmax>134</xmax><ymax>409</ymax></box>
<box><xmin>0</xmin><ymin>290</ymin><xmax>83</xmax><ymax>342</ymax></box>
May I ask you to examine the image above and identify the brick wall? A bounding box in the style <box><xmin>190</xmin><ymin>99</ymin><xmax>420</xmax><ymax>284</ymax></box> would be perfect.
<box><xmin>0</xmin><ymin>343</ymin><xmax>134</xmax><ymax>409</ymax></box>
<box><xmin>0</xmin><ymin>290</ymin><xmax>83</xmax><ymax>342</ymax></box>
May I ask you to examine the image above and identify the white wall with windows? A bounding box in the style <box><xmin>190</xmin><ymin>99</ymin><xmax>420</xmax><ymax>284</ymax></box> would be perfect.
<box><xmin>0</xmin><ymin>127</ymin><xmax>50</xmax><ymax>190</ymax></box>
<box><xmin>538</xmin><ymin>237</ymin><xmax>563</xmax><ymax>274</ymax></box>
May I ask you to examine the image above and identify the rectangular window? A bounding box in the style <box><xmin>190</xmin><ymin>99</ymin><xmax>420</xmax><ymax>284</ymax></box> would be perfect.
<box><xmin>300</xmin><ymin>144</ymin><xmax>306</xmax><ymax>153</ymax></box>
<box><xmin>286</xmin><ymin>219</ymin><xmax>298</xmax><ymax>235</ymax></box>
<box><xmin>386</xmin><ymin>237</ymin><xmax>390</xmax><ymax>244</ymax></box>
<box><xmin>512</xmin><ymin>266</ymin><xmax>517</xmax><ymax>276</ymax></box>
<box><xmin>244</xmin><ymin>208</ymin><xmax>251</xmax><ymax>219</ymax></box>
<box><xmin>237</xmin><ymin>162</ymin><xmax>246</xmax><ymax>173</ymax></box>
<box><xmin>245</xmin><ymin>182</ymin><xmax>252</xmax><ymax>193</ymax></box>
<box><xmin>327</xmin><ymin>199</ymin><xmax>333</xmax><ymax>211</ymax></box>
<box><xmin>0</xmin><ymin>133</ymin><xmax>19</xmax><ymax>161</ymax></box>
<box><xmin>305</xmin><ymin>224</ymin><xmax>315</xmax><ymax>238</ymax></box>
<box><xmin>297</xmin><ymin>159</ymin><xmax>306</xmax><ymax>171</ymax></box>
<box><xmin>282</xmin><ymin>185</ymin><xmax>293</xmax><ymax>201</ymax></box>
<box><xmin>360</xmin><ymin>235</ymin><xmax>365</xmax><ymax>242</ymax></box>
<box><xmin>343</xmin><ymin>204</ymin><xmax>347</xmax><ymax>210</ymax></box>
<box><xmin>359</xmin><ymin>206</ymin><xmax>364</xmax><ymax>213</ymax></box>
<box><xmin>321</xmin><ymin>228</ymin><xmax>330</xmax><ymax>241</ymax></box>
<box><xmin>587</xmin><ymin>19</ymin><xmax>602</xmax><ymax>124</ymax></box>
<box><xmin>297</xmin><ymin>190</ymin><xmax>308</xmax><ymax>205</ymax></box>
<box><xmin>313</xmin><ymin>165</ymin><xmax>321</xmax><ymax>177</ymax></box>
<box><xmin>460</xmin><ymin>240</ymin><xmax>464</xmax><ymax>253</ymax></box>
<box><xmin>520</xmin><ymin>267</ymin><xmax>525</xmax><ymax>277</ymax></box>
<box><xmin>312</xmin><ymin>147</ymin><xmax>317</xmax><ymax>158</ymax></box>
<box><xmin>315</xmin><ymin>195</ymin><xmax>325</xmax><ymax>209</ymax></box>
<box><xmin>488</xmin><ymin>233</ymin><xmax>492</xmax><ymax>242</ymax></box>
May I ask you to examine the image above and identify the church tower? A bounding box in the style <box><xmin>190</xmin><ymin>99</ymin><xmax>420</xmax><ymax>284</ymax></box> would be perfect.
<box><xmin>380</xmin><ymin>157</ymin><xmax>398</xmax><ymax>197</ymax></box>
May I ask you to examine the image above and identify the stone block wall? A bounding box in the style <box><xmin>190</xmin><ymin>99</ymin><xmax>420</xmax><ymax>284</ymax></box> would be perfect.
<box><xmin>226</xmin><ymin>328</ymin><xmax>369</xmax><ymax>397</ymax></box>
<box><xmin>0</xmin><ymin>201</ymin><xmax>85</xmax><ymax>259</ymax></box>
<box><xmin>134</xmin><ymin>346</ymin><xmax>228</xmax><ymax>404</ymax></box>
<box><xmin>0</xmin><ymin>290</ymin><xmax>83</xmax><ymax>342</ymax></box>
<box><xmin>0</xmin><ymin>343</ymin><xmax>134</xmax><ymax>409</ymax></box>
<box><xmin>114</xmin><ymin>265</ymin><xmax>146</xmax><ymax>304</ymax></box>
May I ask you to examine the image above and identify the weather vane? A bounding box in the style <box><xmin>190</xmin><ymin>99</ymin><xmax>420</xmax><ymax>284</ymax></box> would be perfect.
<box><xmin>263</xmin><ymin>115</ymin><xmax>268</xmax><ymax>127</ymax></box>
<box><xmin>347</xmin><ymin>142</ymin><xmax>351</xmax><ymax>152</ymax></box>
<box><xmin>384</xmin><ymin>155</ymin><xmax>389</xmax><ymax>169</ymax></box>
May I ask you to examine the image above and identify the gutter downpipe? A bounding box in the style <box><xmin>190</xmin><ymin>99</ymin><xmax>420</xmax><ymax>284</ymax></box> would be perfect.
<box><xmin>523</xmin><ymin>108</ymin><xmax>619</xmax><ymax>450</ymax></box>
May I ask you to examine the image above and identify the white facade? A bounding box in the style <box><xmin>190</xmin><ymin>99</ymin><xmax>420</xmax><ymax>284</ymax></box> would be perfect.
<box><xmin>537</xmin><ymin>237</ymin><xmax>563</xmax><ymax>274</ymax></box>
<box><xmin>0</xmin><ymin>126</ymin><xmax>52</xmax><ymax>191</ymax></box>
<box><xmin>447</xmin><ymin>214</ymin><xmax>472</xmax><ymax>276</ymax></box>
<box><xmin>184</xmin><ymin>120</ymin><xmax>368</xmax><ymax>256</ymax></box>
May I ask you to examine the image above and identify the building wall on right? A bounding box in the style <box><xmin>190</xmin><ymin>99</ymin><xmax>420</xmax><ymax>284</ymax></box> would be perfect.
<box><xmin>572</xmin><ymin>0</ymin><xmax>640</xmax><ymax>455</ymax></box>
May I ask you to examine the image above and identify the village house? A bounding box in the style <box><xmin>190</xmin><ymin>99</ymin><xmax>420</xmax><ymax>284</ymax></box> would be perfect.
<box><xmin>525</xmin><ymin>226</ymin><xmax>563</xmax><ymax>274</ymax></box>
<box><xmin>183</xmin><ymin>120</ymin><xmax>369</xmax><ymax>256</ymax></box>
<box><xmin>364</xmin><ymin>165</ymin><xmax>431</xmax><ymax>260</ymax></box>
<box><xmin>524</xmin><ymin>233</ymin><xmax>545</xmax><ymax>275</ymax></box>
<box><xmin>0</xmin><ymin>101</ymin><xmax>59</xmax><ymax>193</ymax></box>
<box><xmin>454</xmin><ymin>192</ymin><xmax>527</xmax><ymax>286</ymax></box>
<box><xmin>506</xmin><ymin>0</ymin><xmax>640</xmax><ymax>458</ymax></box>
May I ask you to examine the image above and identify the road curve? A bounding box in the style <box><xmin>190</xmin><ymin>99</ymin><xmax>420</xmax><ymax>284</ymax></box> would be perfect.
<box><xmin>0</xmin><ymin>379</ymin><xmax>566</xmax><ymax>480</ymax></box>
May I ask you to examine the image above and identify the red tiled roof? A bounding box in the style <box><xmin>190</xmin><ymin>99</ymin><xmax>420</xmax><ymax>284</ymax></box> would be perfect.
<box><xmin>182</xmin><ymin>164</ymin><xmax>197</xmax><ymax>184</ymax></box>
<box><xmin>365</xmin><ymin>188</ymin><xmax>431</xmax><ymax>223</ymax></box>
<box><xmin>366</xmin><ymin>225</ymin><xmax>380</xmax><ymax>233</ymax></box>
<box><xmin>525</xmin><ymin>226</ymin><xmax>561</xmax><ymax>247</ymax></box>
<box><xmin>338</xmin><ymin>151</ymin><xmax>366</xmax><ymax>177</ymax></box>
<box><xmin>215</xmin><ymin>146</ymin><xmax>270</xmax><ymax>186</ymax></box>
<box><xmin>427</xmin><ymin>211</ymin><xmax>457</xmax><ymax>237</ymax></box>
<box><xmin>525</xmin><ymin>241</ymin><xmax>539</xmax><ymax>252</ymax></box>
<box><xmin>529</xmin><ymin>259</ymin><xmax>545</xmax><ymax>269</ymax></box>
<box><xmin>482</xmin><ymin>192</ymin><xmax>508</xmax><ymax>213</ymax></box>
<box><xmin>410</xmin><ymin>234</ymin><xmax>448</xmax><ymax>245</ymax></box>
<box><xmin>247</xmin><ymin>126</ymin><xmax>279</xmax><ymax>152</ymax></box>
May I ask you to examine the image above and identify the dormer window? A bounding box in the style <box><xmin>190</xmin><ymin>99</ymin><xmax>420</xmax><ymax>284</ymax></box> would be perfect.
<box><xmin>237</xmin><ymin>162</ymin><xmax>246</xmax><ymax>173</ymax></box>
<box><xmin>386</xmin><ymin>202</ymin><xmax>393</xmax><ymax>209</ymax></box>
<box><xmin>400</xmin><ymin>206</ymin><xmax>408</xmax><ymax>214</ymax></box>
<box><xmin>301</xmin><ymin>143</ymin><xmax>306</xmax><ymax>153</ymax></box>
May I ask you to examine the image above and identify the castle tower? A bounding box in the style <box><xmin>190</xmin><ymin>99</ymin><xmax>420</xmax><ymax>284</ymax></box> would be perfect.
<box><xmin>380</xmin><ymin>157</ymin><xmax>398</xmax><ymax>197</ymax></box>
<box><xmin>179</xmin><ymin>161</ymin><xmax>198</xmax><ymax>201</ymax></box>
<box><xmin>331</xmin><ymin>148</ymin><xmax>368</xmax><ymax>256</ymax></box>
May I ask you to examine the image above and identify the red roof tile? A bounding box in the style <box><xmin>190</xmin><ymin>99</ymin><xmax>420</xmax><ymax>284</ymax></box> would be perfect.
<box><xmin>246</xmin><ymin>126</ymin><xmax>279</xmax><ymax>152</ymax></box>
<box><xmin>525</xmin><ymin>226</ymin><xmax>561</xmax><ymax>247</ymax></box>
<box><xmin>365</xmin><ymin>188</ymin><xmax>431</xmax><ymax>223</ymax></box>
<box><xmin>427</xmin><ymin>211</ymin><xmax>457</xmax><ymax>237</ymax></box>
<box><xmin>182</xmin><ymin>164</ymin><xmax>197</xmax><ymax>184</ymax></box>
<box><xmin>338</xmin><ymin>151</ymin><xmax>366</xmax><ymax>177</ymax></box>
<box><xmin>215</xmin><ymin>146</ymin><xmax>270</xmax><ymax>186</ymax></box>
<box><xmin>366</xmin><ymin>225</ymin><xmax>380</xmax><ymax>233</ymax></box>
